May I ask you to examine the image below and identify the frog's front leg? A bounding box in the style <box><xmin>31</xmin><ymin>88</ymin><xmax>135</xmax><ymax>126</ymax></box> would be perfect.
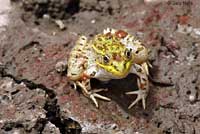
<box><xmin>126</xmin><ymin>63</ymin><xmax>149</xmax><ymax>109</ymax></box>
<box><xmin>76</xmin><ymin>78</ymin><xmax>111</xmax><ymax>108</ymax></box>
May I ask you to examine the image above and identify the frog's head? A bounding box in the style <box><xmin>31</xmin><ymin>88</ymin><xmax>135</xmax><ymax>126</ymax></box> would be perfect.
<box><xmin>92</xmin><ymin>32</ymin><xmax>134</xmax><ymax>77</ymax></box>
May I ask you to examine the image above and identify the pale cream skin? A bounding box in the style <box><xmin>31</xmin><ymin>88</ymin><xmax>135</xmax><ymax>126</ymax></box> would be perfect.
<box><xmin>67</xmin><ymin>28</ymin><xmax>149</xmax><ymax>109</ymax></box>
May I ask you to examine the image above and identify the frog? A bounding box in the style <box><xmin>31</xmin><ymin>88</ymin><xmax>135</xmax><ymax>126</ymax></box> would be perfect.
<box><xmin>67</xmin><ymin>28</ymin><xmax>149</xmax><ymax>109</ymax></box>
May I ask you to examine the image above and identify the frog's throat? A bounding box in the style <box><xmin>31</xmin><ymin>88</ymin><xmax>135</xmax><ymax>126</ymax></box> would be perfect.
<box><xmin>96</xmin><ymin>61</ymin><xmax>132</xmax><ymax>77</ymax></box>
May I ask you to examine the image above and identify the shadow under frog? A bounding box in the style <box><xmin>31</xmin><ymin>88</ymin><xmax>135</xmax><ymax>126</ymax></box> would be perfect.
<box><xmin>85</xmin><ymin>74</ymin><xmax>156</xmax><ymax>120</ymax></box>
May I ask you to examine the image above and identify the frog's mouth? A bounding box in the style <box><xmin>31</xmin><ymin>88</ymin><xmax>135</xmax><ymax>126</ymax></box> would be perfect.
<box><xmin>96</xmin><ymin>61</ymin><xmax>132</xmax><ymax>77</ymax></box>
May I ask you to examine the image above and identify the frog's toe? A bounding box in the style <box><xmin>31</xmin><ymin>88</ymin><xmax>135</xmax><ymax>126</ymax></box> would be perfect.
<box><xmin>89</xmin><ymin>93</ymin><xmax>111</xmax><ymax>108</ymax></box>
<box><xmin>93</xmin><ymin>93</ymin><xmax>111</xmax><ymax>101</ymax></box>
<box><xmin>126</xmin><ymin>90</ymin><xmax>147</xmax><ymax>109</ymax></box>
<box><xmin>90</xmin><ymin>94</ymin><xmax>99</xmax><ymax>108</ymax></box>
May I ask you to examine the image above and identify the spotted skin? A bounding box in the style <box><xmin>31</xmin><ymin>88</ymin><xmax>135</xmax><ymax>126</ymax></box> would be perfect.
<box><xmin>67</xmin><ymin>28</ymin><xmax>150</xmax><ymax>109</ymax></box>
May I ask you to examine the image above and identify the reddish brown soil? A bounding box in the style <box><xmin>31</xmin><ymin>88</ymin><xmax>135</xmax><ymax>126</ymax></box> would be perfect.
<box><xmin>0</xmin><ymin>0</ymin><xmax>200</xmax><ymax>134</ymax></box>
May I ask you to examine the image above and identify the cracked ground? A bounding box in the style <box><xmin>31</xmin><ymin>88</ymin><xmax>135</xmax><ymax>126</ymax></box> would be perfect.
<box><xmin>0</xmin><ymin>0</ymin><xmax>200</xmax><ymax>134</ymax></box>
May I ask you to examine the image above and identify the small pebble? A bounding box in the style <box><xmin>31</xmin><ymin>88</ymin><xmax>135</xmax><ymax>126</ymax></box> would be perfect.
<box><xmin>189</xmin><ymin>94</ymin><xmax>196</xmax><ymax>102</ymax></box>
<box><xmin>55</xmin><ymin>19</ymin><xmax>66</xmax><ymax>30</ymax></box>
<box><xmin>13</xmin><ymin>130</ymin><xmax>22</xmax><ymax>134</ymax></box>
<box><xmin>110</xmin><ymin>123</ymin><xmax>118</xmax><ymax>130</ymax></box>
<box><xmin>43</xmin><ymin>14</ymin><xmax>50</xmax><ymax>19</ymax></box>
<box><xmin>176</xmin><ymin>24</ymin><xmax>193</xmax><ymax>34</ymax></box>
<box><xmin>55</xmin><ymin>61</ymin><xmax>67</xmax><ymax>73</ymax></box>
<box><xmin>52</xmin><ymin>32</ymin><xmax>56</xmax><ymax>36</ymax></box>
<box><xmin>193</xmin><ymin>28</ymin><xmax>200</xmax><ymax>36</ymax></box>
<box><xmin>91</xmin><ymin>19</ymin><xmax>96</xmax><ymax>24</ymax></box>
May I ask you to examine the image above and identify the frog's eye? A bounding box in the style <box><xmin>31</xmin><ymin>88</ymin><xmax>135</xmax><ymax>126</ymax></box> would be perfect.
<box><xmin>125</xmin><ymin>48</ymin><xmax>132</xmax><ymax>59</ymax></box>
<box><xmin>103</xmin><ymin>55</ymin><xmax>110</xmax><ymax>64</ymax></box>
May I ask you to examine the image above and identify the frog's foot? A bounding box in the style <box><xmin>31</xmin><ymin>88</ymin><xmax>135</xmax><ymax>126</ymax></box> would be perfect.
<box><xmin>89</xmin><ymin>89</ymin><xmax>111</xmax><ymax>108</ymax></box>
<box><xmin>76</xmin><ymin>81</ymin><xmax>110</xmax><ymax>107</ymax></box>
<box><xmin>126</xmin><ymin>89</ymin><xmax>147</xmax><ymax>109</ymax></box>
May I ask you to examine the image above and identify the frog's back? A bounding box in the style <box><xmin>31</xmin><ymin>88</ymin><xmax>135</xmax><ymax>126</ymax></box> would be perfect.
<box><xmin>67</xmin><ymin>36</ymin><xmax>91</xmax><ymax>80</ymax></box>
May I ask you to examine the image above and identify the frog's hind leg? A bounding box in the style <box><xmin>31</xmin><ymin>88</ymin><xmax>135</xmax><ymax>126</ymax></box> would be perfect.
<box><xmin>126</xmin><ymin>63</ymin><xmax>149</xmax><ymax>109</ymax></box>
<box><xmin>76</xmin><ymin>79</ymin><xmax>111</xmax><ymax>108</ymax></box>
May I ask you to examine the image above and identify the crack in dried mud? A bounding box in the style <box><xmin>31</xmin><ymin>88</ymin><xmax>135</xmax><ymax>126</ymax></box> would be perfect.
<box><xmin>0</xmin><ymin>65</ymin><xmax>81</xmax><ymax>134</ymax></box>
